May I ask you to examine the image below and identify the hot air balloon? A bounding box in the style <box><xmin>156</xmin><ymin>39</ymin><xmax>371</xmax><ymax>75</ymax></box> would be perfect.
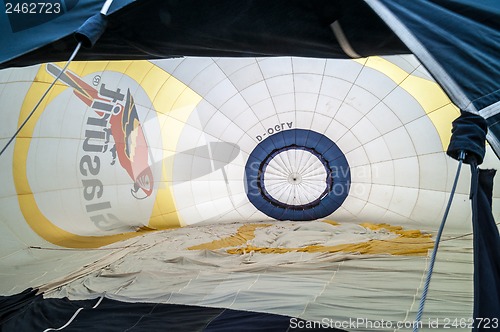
<box><xmin>0</xmin><ymin>1</ymin><xmax>499</xmax><ymax>331</ymax></box>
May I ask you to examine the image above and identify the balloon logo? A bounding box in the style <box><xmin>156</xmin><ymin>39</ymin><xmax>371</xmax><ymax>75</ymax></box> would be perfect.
<box><xmin>46</xmin><ymin>63</ymin><xmax>155</xmax><ymax>200</ymax></box>
<box><xmin>11</xmin><ymin>60</ymin><xmax>204</xmax><ymax>247</ymax></box>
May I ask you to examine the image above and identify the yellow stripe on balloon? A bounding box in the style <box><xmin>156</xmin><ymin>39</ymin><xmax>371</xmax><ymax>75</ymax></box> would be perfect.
<box><xmin>357</xmin><ymin>56</ymin><xmax>460</xmax><ymax>151</ymax></box>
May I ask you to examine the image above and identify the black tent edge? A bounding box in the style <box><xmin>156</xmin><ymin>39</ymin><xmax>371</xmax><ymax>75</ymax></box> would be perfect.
<box><xmin>0</xmin><ymin>289</ymin><xmax>346</xmax><ymax>332</ymax></box>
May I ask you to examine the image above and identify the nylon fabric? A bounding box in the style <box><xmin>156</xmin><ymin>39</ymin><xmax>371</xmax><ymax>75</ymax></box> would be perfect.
<box><xmin>471</xmin><ymin>169</ymin><xmax>500</xmax><ymax>330</ymax></box>
<box><xmin>0</xmin><ymin>0</ymin><xmax>408</xmax><ymax>68</ymax></box>
<box><xmin>2</xmin><ymin>294</ymin><xmax>329</xmax><ymax>332</ymax></box>
<box><xmin>447</xmin><ymin>111</ymin><xmax>488</xmax><ymax>165</ymax></box>
<box><xmin>40</xmin><ymin>221</ymin><xmax>475</xmax><ymax>330</ymax></box>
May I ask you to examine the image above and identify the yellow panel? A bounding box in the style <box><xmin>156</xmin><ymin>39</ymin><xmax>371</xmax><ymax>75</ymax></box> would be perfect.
<box><xmin>102</xmin><ymin>61</ymin><xmax>132</xmax><ymax>73</ymax></box>
<box><xmin>149</xmin><ymin>74</ymin><xmax>202</xmax><ymax>229</ymax></box>
<box><xmin>190</xmin><ymin>222</ymin><xmax>434</xmax><ymax>256</ymax></box>
<box><xmin>322</xmin><ymin>220</ymin><xmax>340</xmax><ymax>226</ymax></box>
<box><xmin>188</xmin><ymin>224</ymin><xmax>272</xmax><ymax>250</ymax></box>
<box><xmin>139</xmin><ymin>65</ymin><xmax>172</xmax><ymax>99</ymax></box>
<box><xmin>361</xmin><ymin>57</ymin><xmax>408</xmax><ymax>84</ymax></box>
<box><xmin>359</xmin><ymin>56</ymin><xmax>460</xmax><ymax>150</ymax></box>
<box><xmin>125</xmin><ymin>61</ymin><xmax>155</xmax><ymax>85</ymax></box>
<box><xmin>426</xmin><ymin>104</ymin><xmax>460</xmax><ymax>150</ymax></box>
<box><xmin>153</xmin><ymin>79</ymin><xmax>188</xmax><ymax>115</ymax></box>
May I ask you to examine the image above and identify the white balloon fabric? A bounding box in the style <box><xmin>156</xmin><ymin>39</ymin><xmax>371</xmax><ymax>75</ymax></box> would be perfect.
<box><xmin>0</xmin><ymin>55</ymin><xmax>499</xmax><ymax>329</ymax></box>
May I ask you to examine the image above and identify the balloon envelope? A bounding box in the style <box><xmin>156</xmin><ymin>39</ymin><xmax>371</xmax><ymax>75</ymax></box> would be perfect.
<box><xmin>0</xmin><ymin>55</ymin><xmax>498</xmax><ymax>328</ymax></box>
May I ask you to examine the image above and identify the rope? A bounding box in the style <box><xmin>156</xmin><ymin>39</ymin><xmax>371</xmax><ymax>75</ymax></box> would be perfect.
<box><xmin>413</xmin><ymin>151</ymin><xmax>466</xmax><ymax>331</ymax></box>
<box><xmin>0</xmin><ymin>42</ymin><xmax>82</xmax><ymax>158</ymax></box>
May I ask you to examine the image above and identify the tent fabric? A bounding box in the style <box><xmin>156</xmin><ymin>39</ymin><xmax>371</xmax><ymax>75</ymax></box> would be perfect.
<box><xmin>1</xmin><ymin>290</ymin><xmax>341</xmax><ymax>332</ymax></box>
<box><xmin>0</xmin><ymin>288</ymin><xmax>41</xmax><ymax>325</ymax></box>
<box><xmin>471</xmin><ymin>169</ymin><xmax>500</xmax><ymax>330</ymax></box>
<box><xmin>447</xmin><ymin>111</ymin><xmax>488</xmax><ymax>165</ymax></box>
<box><xmin>365</xmin><ymin>0</ymin><xmax>500</xmax><ymax>155</ymax></box>
<box><xmin>0</xmin><ymin>0</ymin><xmax>408</xmax><ymax>68</ymax></box>
<box><xmin>0</xmin><ymin>0</ymin><xmax>132</xmax><ymax>66</ymax></box>
<box><xmin>74</xmin><ymin>13</ymin><xmax>108</xmax><ymax>48</ymax></box>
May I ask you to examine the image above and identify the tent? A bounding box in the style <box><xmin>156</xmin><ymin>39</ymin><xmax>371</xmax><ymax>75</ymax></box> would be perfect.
<box><xmin>0</xmin><ymin>1</ymin><xmax>499</xmax><ymax>331</ymax></box>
